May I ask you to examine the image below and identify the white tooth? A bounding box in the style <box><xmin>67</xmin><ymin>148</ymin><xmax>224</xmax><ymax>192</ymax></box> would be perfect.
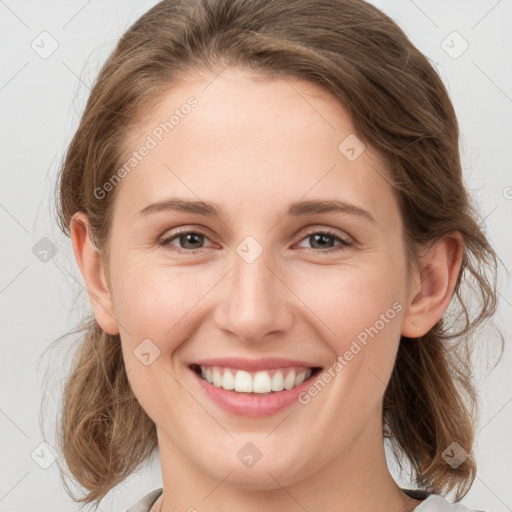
<box><xmin>234</xmin><ymin>370</ymin><xmax>253</xmax><ymax>392</ymax></box>
<box><xmin>212</xmin><ymin>367</ymin><xmax>222</xmax><ymax>387</ymax></box>
<box><xmin>295</xmin><ymin>371</ymin><xmax>305</xmax><ymax>386</ymax></box>
<box><xmin>253</xmin><ymin>371</ymin><xmax>272</xmax><ymax>393</ymax></box>
<box><xmin>271</xmin><ymin>371</ymin><xmax>285</xmax><ymax>391</ymax></box>
<box><xmin>202</xmin><ymin>366</ymin><xmax>313</xmax><ymax>392</ymax></box>
<box><xmin>222</xmin><ymin>369</ymin><xmax>235</xmax><ymax>390</ymax></box>
<box><xmin>295</xmin><ymin>370</ymin><xmax>312</xmax><ymax>386</ymax></box>
<box><xmin>283</xmin><ymin>369</ymin><xmax>296</xmax><ymax>390</ymax></box>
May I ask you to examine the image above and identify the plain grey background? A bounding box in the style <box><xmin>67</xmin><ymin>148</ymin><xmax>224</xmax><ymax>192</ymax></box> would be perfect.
<box><xmin>1</xmin><ymin>1</ymin><xmax>511</xmax><ymax>511</ymax></box>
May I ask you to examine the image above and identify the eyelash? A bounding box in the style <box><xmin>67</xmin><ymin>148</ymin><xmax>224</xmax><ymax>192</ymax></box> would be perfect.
<box><xmin>157</xmin><ymin>227</ymin><xmax>353</xmax><ymax>255</ymax></box>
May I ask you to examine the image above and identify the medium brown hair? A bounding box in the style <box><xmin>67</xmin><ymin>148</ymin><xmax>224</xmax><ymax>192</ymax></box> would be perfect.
<box><xmin>44</xmin><ymin>0</ymin><xmax>502</xmax><ymax>507</ymax></box>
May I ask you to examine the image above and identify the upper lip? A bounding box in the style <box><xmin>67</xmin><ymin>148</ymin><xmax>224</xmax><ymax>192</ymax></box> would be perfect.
<box><xmin>191</xmin><ymin>357</ymin><xmax>322</xmax><ymax>372</ymax></box>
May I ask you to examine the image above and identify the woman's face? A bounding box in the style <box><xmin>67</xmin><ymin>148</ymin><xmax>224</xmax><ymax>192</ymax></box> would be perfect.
<box><xmin>101</xmin><ymin>67</ymin><xmax>415</xmax><ymax>488</ymax></box>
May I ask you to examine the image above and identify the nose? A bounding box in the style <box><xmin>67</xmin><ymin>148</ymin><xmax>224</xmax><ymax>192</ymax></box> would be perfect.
<box><xmin>213</xmin><ymin>244</ymin><xmax>294</xmax><ymax>343</ymax></box>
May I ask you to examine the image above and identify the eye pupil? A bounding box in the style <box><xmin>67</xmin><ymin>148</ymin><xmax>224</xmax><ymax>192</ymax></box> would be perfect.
<box><xmin>180</xmin><ymin>233</ymin><xmax>204</xmax><ymax>249</ymax></box>
<box><xmin>310</xmin><ymin>233</ymin><xmax>334</xmax><ymax>249</ymax></box>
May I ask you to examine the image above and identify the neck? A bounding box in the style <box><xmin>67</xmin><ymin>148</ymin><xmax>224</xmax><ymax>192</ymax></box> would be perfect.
<box><xmin>154</xmin><ymin>414</ymin><xmax>422</xmax><ymax>512</ymax></box>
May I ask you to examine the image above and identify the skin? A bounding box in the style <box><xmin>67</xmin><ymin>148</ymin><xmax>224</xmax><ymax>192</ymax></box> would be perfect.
<box><xmin>71</xmin><ymin>67</ymin><xmax>463</xmax><ymax>512</ymax></box>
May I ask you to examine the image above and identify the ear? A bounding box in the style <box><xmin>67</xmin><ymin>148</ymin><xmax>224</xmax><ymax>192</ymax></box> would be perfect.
<box><xmin>70</xmin><ymin>212</ymin><xmax>120</xmax><ymax>335</ymax></box>
<box><xmin>401</xmin><ymin>232</ymin><xmax>463</xmax><ymax>338</ymax></box>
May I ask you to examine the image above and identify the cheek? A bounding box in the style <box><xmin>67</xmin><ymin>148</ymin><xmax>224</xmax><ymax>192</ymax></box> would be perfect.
<box><xmin>111</xmin><ymin>260</ymin><xmax>207</xmax><ymax>340</ymax></box>
<box><xmin>290</xmin><ymin>255</ymin><xmax>407</xmax><ymax>413</ymax></box>
<box><xmin>108</xmin><ymin>249</ymin><xmax>230</xmax><ymax>397</ymax></box>
<box><xmin>110</xmin><ymin>244</ymin><xmax>406</xmax><ymax>353</ymax></box>
<box><xmin>294</xmin><ymin>256</ymin><xmax>405</xmax><ymax>345</ymax></box>
<box><xmin>109</xmin><ymin>255</ymin><xmax>214</xmax><ymax>417</ymax></box>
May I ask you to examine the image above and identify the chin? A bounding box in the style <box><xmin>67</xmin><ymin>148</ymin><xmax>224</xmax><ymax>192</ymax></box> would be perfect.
<box><xmin>202</xmin><ymin>451</ymin><xmax>312</xmax><ymax>491</ymax></box>
<box><xmin>222</xmin><ymin>468</ymin><xmax>303</xmax><ymax>491</ymax></box>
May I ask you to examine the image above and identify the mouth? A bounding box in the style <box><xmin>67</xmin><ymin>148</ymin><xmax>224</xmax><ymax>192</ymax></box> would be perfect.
<box><xmin>189</xmin><ymin>363</ymin><xmax>323</xmax><ymax>395</ymax></box>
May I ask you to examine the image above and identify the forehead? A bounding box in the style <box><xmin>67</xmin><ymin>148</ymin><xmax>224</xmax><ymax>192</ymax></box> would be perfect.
<box><xmin>114</xmin><ymin>67</ymin><xmax>399</xmax><ymax>228</ymax></box>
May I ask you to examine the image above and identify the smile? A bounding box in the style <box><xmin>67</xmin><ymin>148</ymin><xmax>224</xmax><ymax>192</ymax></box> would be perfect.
<box><xmin>191</xmin><ymin>364</ymin><xmax>320</xmax><ymax>394</ymax></box>
<box><xmin>189</xmin><ymin>358</ymin><xmax>324</xmax><ymax>417</ymax></box>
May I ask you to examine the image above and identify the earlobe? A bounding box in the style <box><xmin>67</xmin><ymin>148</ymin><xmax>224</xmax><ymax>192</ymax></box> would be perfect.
<box><xmin>70</xmin><ymin>212</ymin><xmax>120</xmax><ymax>335</ymax></box>
<box><xmin>401</xmin><ymin>232</ymin><xmax>463</xmax><ymax>338</ymax></box>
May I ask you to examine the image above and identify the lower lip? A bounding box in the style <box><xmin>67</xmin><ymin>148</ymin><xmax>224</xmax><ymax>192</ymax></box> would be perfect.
<box><xmin>191</xmin><ymin>368</ymin><xmax>318</xmax><ymax>418</ymax></box>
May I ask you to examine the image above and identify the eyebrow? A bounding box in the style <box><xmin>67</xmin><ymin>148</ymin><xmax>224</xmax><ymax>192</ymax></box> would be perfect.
<box><xmin>137</xmin><ymin>198</ymin><xmax>376</xmax><ymax>224</ymax></box>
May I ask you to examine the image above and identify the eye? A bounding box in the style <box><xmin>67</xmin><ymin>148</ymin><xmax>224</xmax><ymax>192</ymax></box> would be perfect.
<box><xmin>295</xmin><ymin>229</ymin><xmax>353</xmax><ymax>253</ymax></box>
<box><xmin>158</xmin><ymin>229</ymin><xmax>216</xmax><ymax>254</ymax></box>
<box><xmin>158</xmin><ymin>227</ymin><xmax>353</xmax><ymax>255</ymax></box>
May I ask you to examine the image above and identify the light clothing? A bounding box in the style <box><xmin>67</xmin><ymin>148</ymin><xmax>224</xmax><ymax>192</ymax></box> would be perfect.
<box><xmin>122</xmin><ymin>487</ymin><xmax>489</xmax><ymax>512</ymax></box>
<box><xmin>123</xmin><ymin>488</ymin><xmax>162</xmax><ymax>512</ymax></box>
<box><xmin>414</xmin><ymin>494</ymin><xmax>488</xmax><ymax>511</ymax></box>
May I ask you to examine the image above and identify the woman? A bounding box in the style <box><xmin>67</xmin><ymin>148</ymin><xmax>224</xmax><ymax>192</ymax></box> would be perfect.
<box><xmin>51</xmin><ymin>0</ymin><xmax>501</xmax><ymax>510</ymax></box>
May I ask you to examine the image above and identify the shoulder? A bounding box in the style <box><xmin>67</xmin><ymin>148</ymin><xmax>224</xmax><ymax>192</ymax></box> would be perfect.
<box><xmin>121</xmin><ymin>488</ymin><xmax>491</xmax><ymax>512</ymax></box>
<box><xmin>122</xmin><ymin>488</ymin><xmax>163</xmax><ymax>512</ymax></box>
<box><xmin>414</xmin><ymin>494</ymin><xmax>490</xmax><ymax>512</ymax></box>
